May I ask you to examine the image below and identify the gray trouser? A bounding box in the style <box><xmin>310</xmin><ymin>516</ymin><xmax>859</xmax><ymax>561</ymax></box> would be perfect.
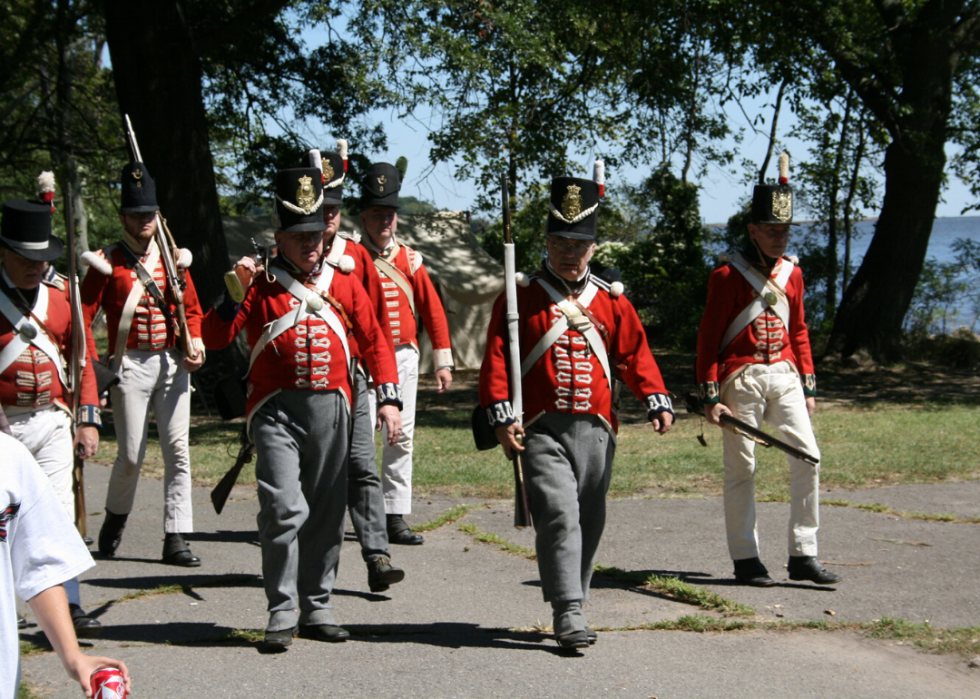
<box><xmin>252</xmin><ymin>390</ymin><xmax>350</xmax><ymax>632</ymax></box>
<box><xmin>348</xmin><ymin>372</ymin><xmax>389</xmax><ymax>561</ymax></box>
<box><xmin>524</xmin><ymin>413</ymin><xmax>615</xmax><ymax>603</ymax></box>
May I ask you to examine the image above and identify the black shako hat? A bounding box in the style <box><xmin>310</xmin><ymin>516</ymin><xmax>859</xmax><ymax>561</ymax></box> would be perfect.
<box><xmin>360</xmin><ymin>162</ymin><xmax>400</xmax><ymax>209</ymax></box>
<box><xmin>273</xmin><ymin>167</ymin><xmax>325</xmax><ymax>233</ymax></box>
<box><xmin>120</xmin><ymin>162</ymin><xmax>159</xmax><ymax>213</ymax></box>
<box><xmin>307</xmin><ymin>150</ymin><xmax>346</xmax><ymax>206</ymax></box>
<box><xmin>750</xmin><ymin>152</ymin><xmax>795</xmax><ymax>225</ymax></box>
<box><xmin>0</xmin><ymin>199</ymin><xmax>63</xmax><ymax>262</ymax></box>
<box><xmin>547</xmin><ymin>177</ymin><xmax>600</xmax><ymax>241</ymax></box>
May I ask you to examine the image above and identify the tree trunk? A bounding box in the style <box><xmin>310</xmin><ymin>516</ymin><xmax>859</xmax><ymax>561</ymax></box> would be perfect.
<box><xmin>826</xmin><ymin>136</ymin><xmax>944</xmax><ymax>360</ymax></box>
<box><xmin>103</xmin><ymin>0</ymin><xmax>228</xmax><ymax>305</ymax></box>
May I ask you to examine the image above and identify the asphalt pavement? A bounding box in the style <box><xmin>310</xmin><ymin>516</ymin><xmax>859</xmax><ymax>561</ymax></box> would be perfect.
<box><xmin>18</xmin><ymin>463</ymin><xmax>980</xmax><ymax>698</ymax></box>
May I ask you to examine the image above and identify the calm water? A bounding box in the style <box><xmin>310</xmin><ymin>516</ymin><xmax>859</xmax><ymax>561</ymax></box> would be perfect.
<box><xmin>844</xmin><ymin>216</ymin><xmax>980</xmax><ymax>265</ymax></box>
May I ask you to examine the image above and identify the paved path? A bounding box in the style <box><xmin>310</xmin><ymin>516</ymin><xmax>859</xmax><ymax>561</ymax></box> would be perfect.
<box><xmin>19</xmin><ymin>464</ymin><xmax>980</xmax><ymax>698</ymax></box>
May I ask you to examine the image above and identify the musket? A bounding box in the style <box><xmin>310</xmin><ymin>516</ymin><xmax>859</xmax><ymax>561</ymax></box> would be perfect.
<box><xmin>211</xmin><ymin>426</ymin><xmax>254</xmax><ymax>514</ymax></box>
<box><xmin>720</xmin><ymin>413</ymin><xmax>820</xmax><ymax>465</ymax></box>
<box><xmin>64</xmin><ymin>183</ymin><xmax>88</xmax><ymax>536</ymax></box>
<box><xmin>682</xmin><ymin>391</ymin><xmax>819</xmax><ymax>465</ymax></box>
<box><xmin>502</xmin><ymin>174</ymin><xmax>532</xmax><ymax>529</ymax></box>
<box><xmin>123</xmin><ymin>114</ymin><xmax>196</xmax><ymax>358</ymax></box>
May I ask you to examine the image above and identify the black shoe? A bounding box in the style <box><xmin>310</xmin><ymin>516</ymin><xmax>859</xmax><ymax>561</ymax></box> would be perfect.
<box><xmin>555</xmin><ymin>630</ymin><xmax>590</xmax><ymax>649</ymax></box>
<box><xmin>69</xmin><ymin>604</ymin><xmax>103</xmax><ymax>639</ymax></box>
<box><xmin>17</xmin><ymin>616</ymin><xmax>28</xmax><ymax>629</ymax></box>
<box><xmin>586</xmin><ymin>628</ymin><xmax>597</xmax><ymax>645</ymax></box>
<box><xmin>98</xmin><ymin>510</ymin><xmax>129</xmax><ymax>557</ymax></box>
<box><xmin>262</xmin><ymin>627</ymin><xmax>295</xmax><ymax>652</ymax></box>
<box><xmin>733</xmin><ymin>557</ymin><xmax>776</xmax><ymax>587</ymax></box>
<box><xmin>387</xmin><ymin>515</ymin><xmax>424</xmax><ymax>546</ymax></box>
<box><xmin>367</xmin><ymin>555</ymin><xmax>405</xmax><ymax>593</ymax></box>
<box><xmin>298</xmin><ymin>624</ymin><xmax>350</xmax><ymax>643</ymax></box>
<box><xmin>787</xmin><ymin>556</ymin><xmax>842</xmax><ymax>585</ymax></box>
<box><xmin>162</xmin><ymin>533</ymin><xmax>201</xmax><ymax>567</ymax></box>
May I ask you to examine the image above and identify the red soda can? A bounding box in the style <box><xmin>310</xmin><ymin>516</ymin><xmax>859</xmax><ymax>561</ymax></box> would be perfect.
<box><xmin>91</xmin><ymin>667</ymin><xmax>127</xmax><ymax>699</ymax></box>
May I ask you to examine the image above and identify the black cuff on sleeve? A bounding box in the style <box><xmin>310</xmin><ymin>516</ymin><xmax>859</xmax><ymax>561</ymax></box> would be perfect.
<box><xmin>485</xmin><ymin>400</ymin><xmax>516</xmax><ymax>429</ymax></box>
<box><xmin>376</xmin><ymin>382</ymin><xmax>403</xmax><ymax>411</ymax></box>
<box><xmin>644</xmin><ymin>393</ymin><xmax>674</xmax><ymax>420</ymax></box>
<box><xmin>214</xmin><ymin>291</ymin><xmax>242</xmax><ymax>323</ymax></box>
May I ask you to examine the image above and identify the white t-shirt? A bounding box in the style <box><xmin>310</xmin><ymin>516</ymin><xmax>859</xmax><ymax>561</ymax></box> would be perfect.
<box><xmin>1</xmin><ymin>433</ymin><xmax>94</xmax><ymax>699</ymax></box>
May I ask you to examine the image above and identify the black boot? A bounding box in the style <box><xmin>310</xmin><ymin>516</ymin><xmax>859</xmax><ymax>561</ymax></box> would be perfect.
<box><xmin>733</xmin><ymin>557</ymin><xmax>776</xmax><ymax>587</ymax></box>
<box><xmin>69</xmin><ymin>604</ymin><xmax>103</xmax><ymax>638</ymax></box>
<box><xmin>386</xmin><ymin>515</ymin><xmax>423</xmax><ymax>545</ymax></box>
<box><xmin>787</xmin><ymin>556</ymin><xmax>842</xmax><ymax>585</ymax></box>
<box><xmin>98</xmin><ymin>510</ymin><xmax>128</xmax><ymax>558</ymax></box>
<box><xmin>162</xmin><ymin>533</ymin><xmax>201</xmax><ymax>567</ymax></box>
<box><xmin>367</xmin><ymin>555</ymin><xmax>405</xmax><ymax>593</ymax></box>
<box><xmin>17</xmin><ymin>616</ymin><xmax>28</xmax><ymax>629</ymax></box>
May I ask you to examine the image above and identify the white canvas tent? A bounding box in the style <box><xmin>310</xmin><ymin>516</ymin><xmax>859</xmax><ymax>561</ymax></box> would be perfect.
<box><xmin>221</xmin><ymin>212</ymin><xmax>504</xmax><ymax>370</ymax></box>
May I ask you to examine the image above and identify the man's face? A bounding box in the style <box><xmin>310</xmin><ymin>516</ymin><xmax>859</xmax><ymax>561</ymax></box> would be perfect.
<box><xmin>748</xmin><ymin>223</ymin><xmax>790</xmax><ymax>260</ymax></box>
<box><xmin>322</xmin><ymin>204</ymin><xmax>341</xmax><ymax>238</ymax></box>
<box><xmin>546</xmin><ymin>236</ymin><xmax>595</xmax><ymax>282</ymax></box>
<box><xmin>275</xmin><ymin>229</ymin><xmax>325</xmax><ymax>273</ymax></box>
<box><xmin>120</xmin><ymin>210</ymin><xmax>158</xmax><ymax>243</ymax></box>
<box><xmin>0</xmin><ymin>249</ymin><xmax>45</xmax><ymax>290</ymax></box>
<box><xmin>361</xmin><ymin>206</ymin><xmax>397</xmax><ymax>249</ymax></box>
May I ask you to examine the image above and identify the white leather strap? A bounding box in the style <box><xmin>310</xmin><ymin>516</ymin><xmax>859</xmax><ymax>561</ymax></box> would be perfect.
<box><xmin>246</xmin><ymin>264</ymin><xmax>350</xmax><ymax>377</ymax></box>
<box><xmin>523</xmin><ymin>278</ymin><xmax>612</xmax><ymax>392</ymax></box>
<box><xmin>720</xmin><ymin>252</ymin><xmax>794</xmax><ymax>350</ymax></box>
<box><xmin>373</xmin><ymin>245</ymin><xmax>416</xmax><ymax>315</ymax></box>
<box><xmin>0</xmin><ymin>281</ymin><xmax>67</xmax><ymax>387</ymax></box>
<box><xmin>111</xmin><ymin>240</ymin><xmax>161</xmax><ymax>371</ymax></box>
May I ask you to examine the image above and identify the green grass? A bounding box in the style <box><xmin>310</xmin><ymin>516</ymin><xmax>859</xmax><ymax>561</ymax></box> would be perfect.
<box><xmin>594</xmin><ymin>565</ymin><xmax>755</xmax><ymax>617</ymax></box>
<box><xmin>824</xmin><ymin>499</ymin><xmax>980</xmax><ymax>523</ymax></box>
<box><xmin>412</xmin><ymin>503</ymin><xmax>482</xmax><ymax>532</ymax></box>
<box><xmin>458</xmin><ymin>522</ymin><xmax>537</xmax><ymax>559</ymax></box>
<box><xmin>18</xmin><ymin>682</ymin><xmax>43</xmax><ymax>699</ymax></box>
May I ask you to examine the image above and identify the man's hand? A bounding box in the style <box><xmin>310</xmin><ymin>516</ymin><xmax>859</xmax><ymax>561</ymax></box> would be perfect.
<box><xmin>182</xmin><ymin>349</ymin><xmax>205</xmax><ymax>373</ymax></box>
<box><xmin>651</xmin><ymin>411</ymin><xmax>674</xmax><ymax>435</ymax></box>
<box><xmin>73</xmin><ymin>425</ymin><xmax>99</xmax><ymax>458</ymax></box>
<box><xmin>495</xmin><ymin>422</ymin><xmax>525</xmax><ymax>460</ymax></box>
<box><xmin>704</xmin><ymin>402</ymin><xmax>733</xmax><ymax>426</ymax></box>
<box><xmin>435</xmin><ymin>367</ymin><xmax>453</xmax><ymax>392</ymax></box>
<box><xmin>806</xmin><ymin>395</ymin><xmax>816</xmax><ymax>417</ymax></box>
<box><xmin>377</xmin><ymin>404</ymin><xmax>403</xmax><ymax>446</ymax></box>
<box><xmin>233</xmin><ymin>256</ymin><xmax>261</xmax><ymax>294</ymax></box>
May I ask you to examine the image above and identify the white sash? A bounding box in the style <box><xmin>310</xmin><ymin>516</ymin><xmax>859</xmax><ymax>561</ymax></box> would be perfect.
<box><xmin>720</xmin><ymin>252</ymin><xmax>795</xmax><ymax>350</ymax></box>
<box><xmin>111</xmin><ymin>240</ymin><xmax>161</xmax><ymax>371</ymax></box>
<box><xmin>373</xmin><ymin>243</ymin><xmax>416</xmax><ymax>315</ymax></box>
<box><xmin>246</xmin><ymin>264</ymin><xmax>350</xmax><ymax>377</ymax></box>
<box><xmin>0</xmin><ymin>280</ymin><xmax>68</xmax><ymax>387</ymax></box>
<box><xmin>521</xmin><ymin>278</ymin><xmax>612</xmax><ymax>392</ymax></box>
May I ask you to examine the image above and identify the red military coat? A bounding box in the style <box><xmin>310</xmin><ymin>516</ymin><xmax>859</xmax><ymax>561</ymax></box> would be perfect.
<box><xmin>696</xmin><ymin>255</ymin><xmax>816</xmax><ymax>404</ymax></box>
<box><xmin>362</xmin><ymin>240</ymin><xmax>453</xmax><ymax>369</ymax></box>
<box><xmin>326</xmin><ymin>232</ymin><xmax>394</xmax><ymax>360</ymax></box>
<box><xmin>80</xmin><ymin>240</ymin><xmax>204</xmax><ymax>360</ymax></box>
<box><xmin>0</xmin><ymin>273</ymin><xmax>100</xmax><ymax>423</ymax></box>
<box><xmin>479</xmin><ymin>270</ymin><xmax>672</xmax><ymax>435</ymax></box>
<box><xmin>201</xmin><ymin>258</ymin><xmax>400</xmax><ymax>424</ymax></box>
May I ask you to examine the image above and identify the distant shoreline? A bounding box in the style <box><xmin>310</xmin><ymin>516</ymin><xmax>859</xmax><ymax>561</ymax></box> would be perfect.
<box><xmin>703</xmin><ymin>215</ymin><xmax>980</xmax><ymax>228</ymax></box>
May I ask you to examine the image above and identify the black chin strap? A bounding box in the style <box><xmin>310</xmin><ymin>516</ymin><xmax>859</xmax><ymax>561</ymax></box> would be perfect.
<box><xmin>744</xmin><ymin>240</ymin><xmax>778</xmax><ymax>269</ymax></box>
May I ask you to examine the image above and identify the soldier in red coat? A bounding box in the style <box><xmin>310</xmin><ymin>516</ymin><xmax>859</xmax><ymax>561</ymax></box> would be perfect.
<box><xmin>309</xmin><ymin>146</ymin><xmax>405</xmax><ymax>593</ymax></box>
<box><xmin>203</xmin><ymin>166</ymin><xmax>402</xmax><ymax>651</ymax></box>
<box><xmin>358</xmin><ymin>162</ymin><xmax>454</xmax><ymax>544</ymax></box>
<box><xmin>0</xmin><ymin>193</ymin><xmax>103</xmax><ymax>636</ymax></box>
<box><xmin>81</xmin><ymin>163</ymin><xmax>206</xmax><ymax>567</ymax></box>
<box><xmin>480</xmin><ymin>175</ymin><xmax>674</xmax><ymax>650</ymax></box>
<box><xmin>696</xmin><ymin>155</ymin><xmax>841</xmax><ymax>588</ymax></box>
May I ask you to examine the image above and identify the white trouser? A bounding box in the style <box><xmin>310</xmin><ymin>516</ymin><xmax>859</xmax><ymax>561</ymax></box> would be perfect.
<box><xmin>720</xmin><ymin>361</ymin><xmax>820</xmax><ymax>561</ymax></box>
<box><xmin>9</xmin><ymin>406</ymin><xmax>82</xmax><ymax>604</ymax></box>
<box><xmin>367</xmin><ymin>343</ymin><xmax>418</xmax><ymax>515</ymax></box>
<box><xmin>106</xmin><ymin>348</ymin><xmax>193</xmax><ymax>533</ymax></box>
